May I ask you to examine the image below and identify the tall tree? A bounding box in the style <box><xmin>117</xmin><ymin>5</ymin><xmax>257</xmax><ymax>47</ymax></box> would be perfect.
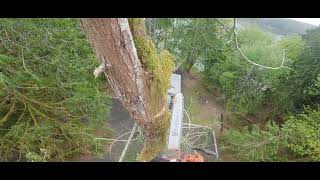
<box><xmin>146</xmin><ymin>18</ymin><xmax>227</xmax><ymax>73</ymax></box>
<box><xmin>80</xmin><ymin>18</ymin><xmax>175</xmax><ymax>161</ymax></box>
<box><xmin>279</xmin><ymin>27</ymin><xmax>320</xmax><ymax>109</ymax></box>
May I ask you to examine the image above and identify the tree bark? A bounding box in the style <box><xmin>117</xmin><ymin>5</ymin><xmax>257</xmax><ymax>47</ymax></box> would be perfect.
<box><xmin>81</xmin><ymin>18</ymin><xmax>174</xmax><ymax>161</ymax></box>
<box><xmin>81</xmin><ymin>18</ymin><xmax>151</xmax><ymax>125</ymax></box>
<box><xmin>184</xmin><ymin>52</ymin><xmax>195</xmax><ymax>73</ymax></box>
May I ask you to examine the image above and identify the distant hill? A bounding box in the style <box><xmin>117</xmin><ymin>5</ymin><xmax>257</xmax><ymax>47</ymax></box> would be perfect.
<box><xmin>237</xmin><ymin>18</ymin><xmax>317</xmax><ymax>36</ymax></box>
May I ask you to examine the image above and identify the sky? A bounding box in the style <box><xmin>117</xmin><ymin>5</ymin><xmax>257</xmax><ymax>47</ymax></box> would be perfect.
<box><xmin>287</xmin><ymin>18</ymin><xmax>320</xmax><ymax>26</ymax></box>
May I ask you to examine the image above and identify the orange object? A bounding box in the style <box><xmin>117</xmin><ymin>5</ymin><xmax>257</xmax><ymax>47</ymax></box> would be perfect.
<box><xmin>181</xmin><ymin>153</ymin><xmax>204</xmax><ymax>162</ymax></box>
<box><xmin>153</xmin><ymin>149</ymin><xmax>205</xmax><ymax>162</ymax></box>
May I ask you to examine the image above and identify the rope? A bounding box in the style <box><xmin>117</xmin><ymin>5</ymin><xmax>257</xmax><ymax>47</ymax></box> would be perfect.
<box><xmin>118</xmin><ymin>123</ymin><xmax>138</xmax><ymax>162</ymax></box>
<box><xmin>217</xmin><ymin>18</ymin><xmax>295</xmax><ymax>71</ymax></box>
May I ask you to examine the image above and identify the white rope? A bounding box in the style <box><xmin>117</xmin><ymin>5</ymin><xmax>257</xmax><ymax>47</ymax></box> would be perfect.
<box><xmin>187</xmin><ymin>97</ymin><xmax>193</xmax><ymax>112</ymax></box>
<box><xmin>184</xmin><ymin>109</ymin><xmax>191</xmax><ymax>139</ymax></box>
<box><xmin>217</xmin><ymin>18</ymin><xmax>295</xmax><ymax>71</ymax></box>
<box><xmin>118</xmin><ymin>123</ymin><xmax>138</xmax><ymax>162</ymax></box>
<box><xmin>182</xmin><ymin>123</ymin><xmax>211</xmax><ymax>129</ymax></box>
<box><xmin>94</xmin><ymin>137</ymin><xmax>139</xmax><ymax>142</ymax></box>
<box><xmin>181</xmin><ymin>113</ymin><xmax>219</xmax><ymax>158</ymax></box>
<box><xmin>108</xmin><ymin>130</ymin><xmax>136</xmax><ymax>155</ymax></box>
<box><xmin>211</xmin><ymin>128</ymin><xmax>219</xmax><ymax>159</ymax></box>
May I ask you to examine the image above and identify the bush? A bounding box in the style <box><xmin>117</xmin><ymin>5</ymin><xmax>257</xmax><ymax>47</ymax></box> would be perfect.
<box><xmin>282</xmin><ymin>107</ymin><xmax>320</xmax><ymax>161</ymax></box>
<box><xmin>222</xmin><ymin>121</ymin><xmax>287</xmax><ymax>161</ymax></box>
<box><xmin>0</xmin><ymin>18</ymin><xmax>111</xmax><ymax>161</ymax></box>
<box><xmin>222</xmin><ymin>107</ymin><xmax>320</xmax><ymax>161</ymax></box>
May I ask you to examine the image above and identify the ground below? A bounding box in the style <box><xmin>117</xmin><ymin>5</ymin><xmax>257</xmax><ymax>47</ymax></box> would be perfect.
<box><xmin>74</xmin><ymin>71</ymin><xmax>243</xmax><ymax>162</ymax></box>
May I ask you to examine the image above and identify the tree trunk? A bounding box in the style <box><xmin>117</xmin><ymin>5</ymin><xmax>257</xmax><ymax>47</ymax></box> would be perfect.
<box><xmin>81</xmin><ymin>18</ymin><xmax>174</xmax><ymax>161</ymax></box>
<box><xmin>184</xmin><ymin>52</ymin><xmax>195</xmax><ymax>73</ymax></box>
<box><xmin>185</xmin><ymin>60</ymin><xmax>195</xmax><ymax>73</ymax></box>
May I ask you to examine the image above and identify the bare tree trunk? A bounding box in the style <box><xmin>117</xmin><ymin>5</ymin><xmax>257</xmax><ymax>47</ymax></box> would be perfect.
<box><xmin>81</xmin><ymin>18</ymin><xmax>174</xmax><ymax>161</ymax></box>
<box><xmin>184</xmin><ymin>52</ymin><xmax>195</xmax><ymax>73</ymax></box>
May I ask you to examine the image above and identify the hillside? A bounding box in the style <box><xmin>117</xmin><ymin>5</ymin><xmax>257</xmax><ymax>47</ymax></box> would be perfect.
<box><xmin>238</xmin><ymin>18</ymin><xmax>317</xmax><ymax>36</ymax></box>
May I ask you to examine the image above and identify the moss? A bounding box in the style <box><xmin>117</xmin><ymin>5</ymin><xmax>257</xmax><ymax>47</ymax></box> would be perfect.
<box><xmin>137</xmin><ymin>110</ymin><xmax>171</xmax><ymax>161</ymax></box>
<box><xmin>158</xmin><ymin>50</ymin><xmax>175</xmax><ymax>96</ymax></box>
<box><xmin>134</xmin><ymin>36</ymin><xmax>160</xmax><ymax>71</ymax></box>
<box><xmin>128</xmin><ymin>18</ymin><xmax>146</xmax><ymax>36</ymax></box>
<box><xmin>134</xmin><ymin>36</ymin><xmax>175</xmax><ymax>99</ymax></box>
<box><xmin>129</xmin><ymin>19</ymin><xmax>175</xmax><ymax>161</ymax></box>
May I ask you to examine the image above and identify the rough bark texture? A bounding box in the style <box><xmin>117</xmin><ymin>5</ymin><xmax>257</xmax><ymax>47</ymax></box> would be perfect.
<box><xmin>81</xmin><ymin>18</ymin><xmax>174</xmax><ymax>161</ymax></box>
<box><xmin>81</xmin><ymin>18</ymin><xmax>151</xmax><ymax>125</ymax></box>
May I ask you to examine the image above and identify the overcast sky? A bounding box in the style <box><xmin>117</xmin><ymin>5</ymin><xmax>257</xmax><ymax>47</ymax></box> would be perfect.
<box><xmin>287</xmin><ymin>18</ymin><xmax>320</xmax><ymax>26</ymax></box>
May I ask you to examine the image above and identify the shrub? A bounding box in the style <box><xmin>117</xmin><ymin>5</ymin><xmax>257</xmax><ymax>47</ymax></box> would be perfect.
<box><xmin>0</xmin><ymin>18</ymin><xmax>111</xmax><ymax>161</ymax></box>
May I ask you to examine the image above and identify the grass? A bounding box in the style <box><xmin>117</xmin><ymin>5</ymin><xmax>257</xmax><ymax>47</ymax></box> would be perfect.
<box><xmin>181</xmin><ymin>69</ymin><xmax>256</xmax><ymax>162</ymax></box>
<box><xmin>183</xmin><ymin>70</ymin><xmax>223</xmax><ymax>126</ymax></box>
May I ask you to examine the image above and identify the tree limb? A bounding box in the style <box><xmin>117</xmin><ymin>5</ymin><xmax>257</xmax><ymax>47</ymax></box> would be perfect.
<box><xmin>0</xmin><ymin>101</ymin><xmax>16</xmax><ymax>126</ymax></box>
